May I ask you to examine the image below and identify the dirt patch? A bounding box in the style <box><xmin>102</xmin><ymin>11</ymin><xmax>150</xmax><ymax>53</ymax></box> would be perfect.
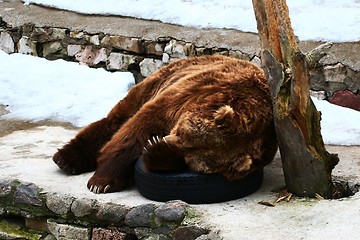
<box><xmin>0</xmin><ymin>118</ymin><xmax>78</xmax><ymax>138</ymax></box>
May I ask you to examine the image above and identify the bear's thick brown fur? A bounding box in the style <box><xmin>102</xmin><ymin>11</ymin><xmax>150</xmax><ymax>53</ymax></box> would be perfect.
<box><xmin>53</xmin><ymin>55</ymin><xmax>278</xmax><ymax>194</ymax></box>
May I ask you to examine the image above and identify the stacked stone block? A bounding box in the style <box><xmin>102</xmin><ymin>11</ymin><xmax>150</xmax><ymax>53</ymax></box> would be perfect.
<box><xmin>0</xmin><ymin>179</ymin><xmax>218</xmax><ymax>240</ymax></box>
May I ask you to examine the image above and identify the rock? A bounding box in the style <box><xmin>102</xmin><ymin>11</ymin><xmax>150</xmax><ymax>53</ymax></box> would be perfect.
<box><xmin>139</xmin><ymin>58</ymin><xmax>164</xmax><ymax>77</ymax></box>
<box><xmin>125</xmin><ymin>204</ymin><xmax>156</xmax><ymax>227</ymax></box>
<box><xmin>14</xmin><ymin>182</ymin><xmax>42</xmax><ymax>207</ymax></box>
<box><xmin>144</xmin><ymin>41</ymin><xmax>164</xmax><ymax>56</ymax></box>
<box><xmin>107</xmin><ymin>52</ymin><xmax>136</xmax><ymax>70</ymax></box>
<box><xmin>93</xmin><ymin>48</ymin><xmax>108</xmax><ymax>65</ymax></box>
<box><xmin>42</xmin><ymin>41</ymin><xmax>63</xmax><ymax>58</ymax></box>
<box><xmin>195</xmin><ymin>47</ymin><xmax>207</xmax><ymax>56</ymax></box>
<box><xmin>47</xmin><ymin>219</ymin><xmax>90</xmax><ymax>240</ymax></box>
<box><xmin>0</xmin><ymin>104</ymin><xmax>10</xmax><ymax>116</ymax></box>
<box><xmin>96</xmin><ymin>203</ymin><xmax>129</xmax><ymax>224</ymax></box>
<box><xmin>329</xmin><ymin>90</ymin><xmax>360</xmax><ymax>111</ymax></box>
<box><xmin>67</xmin><ymin>44</ymin><xmax>82</xmax><ymax>57</ymax></box>
<box><xmin>50</xmin><ymin>28</ymin><xmax>67</xmax><ymax>41</ymax></box>
<box><xmin>70</xmin><ymin>31</ymin><xmax>85</xmax><ymax>39</ymax></box>
<box><xmin>183</xmin><ymin>43</ymin><xmax>196</xmax><ymax>57</ymax></box>
<box><xmin>324</xmin><ymin>63</ymin><xmax>348</xmax><ymax>83</ymax></box>
<box><xmin>310</xmin><ymin>65</ymin><xmax>348</xmax><ymax>95</ymax></box>
<box><xmin>133</xmin><ymin>227</ymin><xmax>153</xmax><ymax>239</ymax></box>
<box><xmin>0</xmin><ymin>179</ymin><xmax>13</xmax><ymax>197</ymax></box>
<box><xmin>154</xmin><ymin>201</ymin><xmax>186</xmax><ymax>223</ymax></box>
<box><xmin>133</xmin><ymin>227</ymin><xmax>172</xmax><ymax>240</ymax></box>
<box><xmin>151</xmin><ymin>226</ymin><xmax>172</xmax><ymax>235</ymax></box>
<box><xmin>195</xmin><ymin>232</ymin><xmax>222</xmax><ymax>240</ymax></box>
<box><xmin>346</xmin><ymin>68</ymin><xmax>360</xmax><ymax>93</ymax></box>
<box><xmin>250</xmin><ymin>55</ymin><xmax>261</xmax><ymax>67</ymax></box>
<box><xmin>212</xmin><ymin>50</ymin><xmax>229</xmax><ymax>56</ymax></box>
<box><xmin>43</xmin><ymin>234</ymin><xmax>57</xmax><ymax>240</ymax></box>
<box><xmin>18</xmin><ymin>36</ymin><xmax>37</xmax><ymax>55</ymax></box>
<box><xmin>0</xmin><ymin>32</ymin><xmax>15</xmax><ymax>53</ymax></box>
<box><xmin>92</xmin><ymin>228</ymin><xmax>128</xmax><ymax>240</ymax></box>
<box><xmin>107</xmin><ymin>36</ymin><xmax>143</xmax><ymax>53</ymax></box>
<box><xmin>70</xmin><ymin>198</ymin><xmax>94</xmax><ymax>217</ymax></box>
<box><xmin>164</xmin><ymin>40</ymin><xmax>187</xmax><ymax>59</ymax></box>
<box><xmin>30</xmin><ymin>27</ymin><xmax>66</xmax><ymax>42</ymax></box>
<box><xmin>75</xmin><ymin>46</ymin><xmax>107</xmax><ymax>66</ymax></box>
<box><xmin>162</xmin><ymin>53</ymin><xmax>170</xmax><ymax>63</ymax></box>
<box><xmin>30</xmin><ymin>27</ymin><xmax>51</xmax><ymax>43</ymax></box>
<box><xmin>229</xmin><ymin>50</ymin><xmax>249</xmax><ymax>60</ymax></box>
<box><xmin>89</xmin><ymin>35</ymin><xmax>100</xmax><ymax>45</ymax></box>
<box><xmin>46</xmin><ymin>193</ymin><xmax>74</xmax><ymax>215</ymax></box>
<box><xmin>100</xmin><ymin>35</ymin><xmax>111</xmax><ymax>46</ymax></box>
<box><xmin>25</xmin><ymin>218</ymin><xmax>49</xmax><ymax>232</ymax></box>
<box><xmin>20</xmin><ymin>23</ymin><xmax>35</xmax><ymax>37</ymax></box>
<box><xmin>310</xmin><ymin>90</ymin><xmax>327</xmax><ymax>100</ymax></box>
<box><xmin>174</xmin><ymin>226</ymin><xmax>208</xmax><ymax>240</ymax></box>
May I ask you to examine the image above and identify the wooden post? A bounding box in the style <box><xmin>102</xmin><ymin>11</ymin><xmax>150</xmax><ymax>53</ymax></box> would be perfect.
<box><xmin>252</xmin><ymin>0</ymin><xmax>339</xmax><ymax>198</ymax></box>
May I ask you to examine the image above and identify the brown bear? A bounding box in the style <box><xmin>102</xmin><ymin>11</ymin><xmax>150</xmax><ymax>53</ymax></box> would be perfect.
<box><xmin>53</xmin><ymin>55</ymin><xmax>278</xmax><ymax>194</ymax></box>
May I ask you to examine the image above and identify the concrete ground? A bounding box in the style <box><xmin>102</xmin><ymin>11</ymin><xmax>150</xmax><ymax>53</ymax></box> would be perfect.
<box><xmin>0</xmin><ymin>119</ymin><xmax>360</xmax><ymax>240</ymax></box>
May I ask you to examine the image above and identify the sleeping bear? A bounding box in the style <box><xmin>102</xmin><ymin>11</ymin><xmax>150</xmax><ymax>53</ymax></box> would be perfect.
<box><xmin>53</xmin><ymin>55</ymin><xmax>278</xmax><ymax>194</ymax></box>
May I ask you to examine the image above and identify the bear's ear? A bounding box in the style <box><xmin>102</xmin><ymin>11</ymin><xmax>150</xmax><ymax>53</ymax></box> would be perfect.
<box><xmin>214</xmin><ymin>105</ymin><xmax>237</xmax><ymax>129</ymax></box>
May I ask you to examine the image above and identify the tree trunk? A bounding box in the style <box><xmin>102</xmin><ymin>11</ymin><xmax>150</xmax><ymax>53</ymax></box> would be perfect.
<box><xmin>252</xmin><ymin>0</ymin><xmax>339</xmax><ymax>198</ymax></box>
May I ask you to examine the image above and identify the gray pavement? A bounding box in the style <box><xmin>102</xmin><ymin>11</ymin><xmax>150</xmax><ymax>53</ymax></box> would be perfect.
<box><xmin>1</xmin><ymin>121</ymin><xmax>360</xmax><ymax>239</ymax></box>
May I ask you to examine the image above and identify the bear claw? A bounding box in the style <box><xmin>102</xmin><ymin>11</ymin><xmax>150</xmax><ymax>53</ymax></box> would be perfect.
<box><xmin>87</xmin><ymin>175</ymin><xmax>120</xmax><ymax>194</ymax></box>
<box><xmin>89</xmin><ymin>184</ymin><xmax>109</xmax><ymax>194</ymax></box>
<box><xmin>145</xmin><ymin>136</ymin><xmax>163</xmax><ymax>152</ymax></box>
<box><xmin>147</xmin><ymin>136</ymin><xmax>162</xmax><ymax>146</ymax></box>
<box><xmin>104</xmin><ymin>185</ymin><xmax>111</xmax><ymax>193</ymax></box>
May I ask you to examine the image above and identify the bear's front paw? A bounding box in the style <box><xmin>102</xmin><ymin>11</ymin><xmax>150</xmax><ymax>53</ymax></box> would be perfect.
<box><xmin>142</xmin><ymin>135</ymin><xmax>186</xmax><ymax>172</ymax></box>
<box><xmin>143</xmin><ymin>136</ymin><xmax>173</xmax><ymax>160</ymax></box>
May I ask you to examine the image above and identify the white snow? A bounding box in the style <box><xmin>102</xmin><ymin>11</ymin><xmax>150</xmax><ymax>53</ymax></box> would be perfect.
<box><xmin>312</xmin><ymin>97</ymin><xmax>360</xmax><ymax>146</ymax></box>
<box><xmin>0</xmin><ymin>51</ymin><xmax>359</xmax><ymax>145</ymax></box>
<box><xmin>22</xmin><ymin>0</ymin><xmax>360</xmax><ymax>42</ymax></box>
<box><xmin>0</xmin><ymin>51</ymin><xmax>134</xmax><ymax>127</ymax></box>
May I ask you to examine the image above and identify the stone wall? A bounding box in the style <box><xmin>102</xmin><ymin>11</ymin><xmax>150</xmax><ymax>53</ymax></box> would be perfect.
<box><xmin>1</xmin><ymin>16</ymin><xmax>360</xmax><ymax>103</ymax></box>
<box><xmin>0</xmin><ymin>179</ymin><xmax>217</xmax><ymax>240</ymax></box>
<box><xmin>0</xmin><ymin>17</ymin><xmax>254</xmax><ymax>84</ymax></box>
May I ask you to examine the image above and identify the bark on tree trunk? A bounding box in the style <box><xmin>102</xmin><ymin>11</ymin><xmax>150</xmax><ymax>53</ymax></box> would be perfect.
<box><xmin>252</xmin><ymin>0</ymin><xmax>339</xmax><ymax>198</ymax></box>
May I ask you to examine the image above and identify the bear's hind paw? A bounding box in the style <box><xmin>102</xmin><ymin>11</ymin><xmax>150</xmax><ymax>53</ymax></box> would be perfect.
<box><xmin>89</xmin><ymin>183</ymin><xmax>111</xmax><ymax>194</ymax></box>
<box><xmin>87</xmin><ymin>175</ymin><xmax>132</xmax><ymax>194</ymax></box>
<box><xmin>53</xmin><ymin>150</ymin><xmax>92</xmax><ymax>175</ymax></box>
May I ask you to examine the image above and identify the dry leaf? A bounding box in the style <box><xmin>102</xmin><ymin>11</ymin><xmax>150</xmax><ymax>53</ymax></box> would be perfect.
<box><xmin>258</xmin><ymin>201</ymin><xmax>276</xmax><ymax>207</ymax></box>
<box><xmin>315</xmin><ymin>193</ymin><xmax>324</xmax><ymax>200</ymax></box>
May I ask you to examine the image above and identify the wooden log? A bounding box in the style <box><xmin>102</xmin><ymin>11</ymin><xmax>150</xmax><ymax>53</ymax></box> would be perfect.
<box><xmin>252</xmin><ymin>0</ymin><xmax>339</xmax><ymax>198</ymax></box>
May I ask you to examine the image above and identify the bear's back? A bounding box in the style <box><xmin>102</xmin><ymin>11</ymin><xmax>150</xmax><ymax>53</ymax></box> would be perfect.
<box><xmin>147</xmin><ymin>55</ymin><xmax>268</xmax><ymax>100</ymax></box>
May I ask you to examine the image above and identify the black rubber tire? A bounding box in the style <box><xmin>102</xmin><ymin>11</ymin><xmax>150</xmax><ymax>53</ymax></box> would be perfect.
<box><xmin>135</xmin><ymin>158</ymin><xmax>264</xmax><ymax>204</ymax></box>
